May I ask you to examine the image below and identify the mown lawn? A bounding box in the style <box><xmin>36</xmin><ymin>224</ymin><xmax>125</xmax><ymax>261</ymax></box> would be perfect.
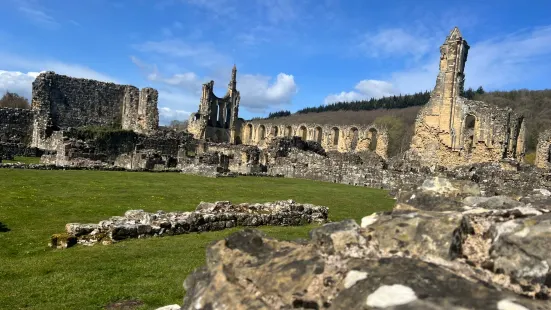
<box><xmin>2</xmin><ymin>156</ymin><xmax>41</xmax><ymax>164</ymax></box>
<box><xmin>0</xmin><ymin>168</ymin><xmax>394</xmax><ymax>309</ymax></box>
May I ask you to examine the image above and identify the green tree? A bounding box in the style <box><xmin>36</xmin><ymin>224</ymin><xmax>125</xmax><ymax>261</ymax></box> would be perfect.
<box><xmin>475</xmin><ymin>86</ymin><xmax>485</xmax><ymax>95</ymax></box>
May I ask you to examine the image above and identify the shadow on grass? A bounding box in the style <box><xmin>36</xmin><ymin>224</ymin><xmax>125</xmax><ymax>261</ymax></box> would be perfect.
<box><xmin>0</xmin><ymin>222</ymin><xmax>10</xmax><ymax>232</ymax></box>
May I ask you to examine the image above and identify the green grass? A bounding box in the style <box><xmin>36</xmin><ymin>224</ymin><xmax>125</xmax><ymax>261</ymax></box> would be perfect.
<box><xmin>2</xmin><ymin>156</ymin><xmax>41</xmax><ymax>164</ymax></box>
<box><xmin>0</xmin><ymin>169</ymin><xmax>394</xmax><ymax>309</ymax></box>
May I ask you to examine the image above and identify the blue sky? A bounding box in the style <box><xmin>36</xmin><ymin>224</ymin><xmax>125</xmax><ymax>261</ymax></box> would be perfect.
<box><xmin>1</xmin><ymin>0</ymin><xmax>551</xmax><ymax>124</ymax></box>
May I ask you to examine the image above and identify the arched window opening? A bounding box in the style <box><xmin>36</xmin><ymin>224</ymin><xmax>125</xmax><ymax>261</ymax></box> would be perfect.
<box><xmin>350</xmin><ymin>128</ymin><xmax>359</xmax><ymax>151</ymax></box>
<box><xmin>547</xmin><ymin>145</ymin><xmax>551</xmax><ymax>163</ymax></box>
<box><xmin>246</xmin><ymin>124</ymin><xmax>253</xmax><ymax>143</ymax></box>
<box><xmin>368</xmin><ymin>128</ymin><xmax>378</xmax><ymax>151</ymax></box>
<box><xmin>285</xmin><ymin>126</ymin><xmax>292</xmax><ymax>137</ymax></box>
<box><xmin>299</xmin><ymin>126</ymin><xmax>307</xmax><ymax>141</ymax></box>
<box><xmin>464</xmin><ymin>114</ymin><xmax>476</xmax><ymax>154</ymax></box>
<box><xmin>258</xmin><ymin>125</ymin><xmax>266</xmax><ymax>141</ymax></box>
<box><xmin>217</xmin><ymin>103</ymin><xmax>225</xmax><ymax>128</ymax></box>
<box><xmin>315</xmin><ymin>127</ymin><xmax>322</xmax><ymax>143</ymax></box>
<box><xmin>332</xmin><ymin>127</ymin><xmax>339</xmax><ymax>146</ymax></box>
<box><xmin>226</xmin><ymin>105</ymin><xmax>232</xmax><ymax>129</ymax></box>
<box><xmin>272</xmin><ymin>126</ymin><xmax>279</xmax><ymax>137</ymax></box>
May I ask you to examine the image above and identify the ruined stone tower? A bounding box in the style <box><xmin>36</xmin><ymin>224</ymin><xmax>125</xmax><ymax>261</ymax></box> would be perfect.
<box><xmin>187</xmin><ymin>66</ymin><xmax>242</xmax><ymax>144</ymax></box>
<box><xmin>431</xmin><ymin>27</ymin><xmax>469</xmax><ymax>149</ymax></box>
<box><xmin>409</xmin><ymin>27</ymin><xmax>525</xmax><ymax>167</ymax></box>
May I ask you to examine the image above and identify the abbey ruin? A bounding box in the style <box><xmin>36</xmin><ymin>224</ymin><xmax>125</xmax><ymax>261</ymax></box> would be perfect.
<box><xmin>187</xmin><ymin>65</ymin><xmax>241</xmax><ymax>144</ymax></box>
<box><xmin>408</xmin><ymin>28</ymin><xmax>525</xmax><ymax>167</ymax></box>
<box><xmin>0</xmin><ymin>27</ymin><xmax>549</xmax><ymax>185</ymax></box>
<box><xmin>2</xmin><ymin>27</ymin><xmax>551</xmax><ymax>309</ymax></box>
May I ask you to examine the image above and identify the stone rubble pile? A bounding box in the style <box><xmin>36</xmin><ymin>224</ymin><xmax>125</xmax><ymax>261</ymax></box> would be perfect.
<box><xmin>179</xmin><ymin>177</ymin><xmax>551</xmax><ymax>310</ymax></box>
<box><xmin>50</xmin><ymin>200</ymin><xmax>328</xmax><ymax>248</ymax></box>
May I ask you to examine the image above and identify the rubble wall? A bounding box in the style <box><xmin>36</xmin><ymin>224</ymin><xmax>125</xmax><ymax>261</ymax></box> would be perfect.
<box><xmin>535</xmin><ymin>129</ymin><xmax>551</xmax><ymax>169</ymax></box>
<box><xmin>0</xmin><ymin>108</ymin><xmax>33</xmax><ymax>144</ymax></box>
<box><xmin>31</xmin><ymin>72</ymin><xmax>158</xmax><ymax>149</ymax></box>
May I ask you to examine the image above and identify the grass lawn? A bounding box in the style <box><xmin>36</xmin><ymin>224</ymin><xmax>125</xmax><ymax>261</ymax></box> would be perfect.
<box><xmin>2</xmin><ymin>156</ymin><xmax>41</xmax><ymax>164</ymax></box>
<box><xmin>0</xmin><ymin>168</ymin><xmax>394</xmax><ymax>309</ymax></box>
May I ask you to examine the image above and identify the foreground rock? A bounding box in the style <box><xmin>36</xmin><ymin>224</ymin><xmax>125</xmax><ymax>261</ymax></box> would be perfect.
<box><xmin>50</xmin><ymin>200</ymin><xmax>328</xmax><ymax>248</ymax></box>
<box><xmin>181</xmin><ymin>178</ymin><xmax>551</xmax><ymax>310</ymax></box>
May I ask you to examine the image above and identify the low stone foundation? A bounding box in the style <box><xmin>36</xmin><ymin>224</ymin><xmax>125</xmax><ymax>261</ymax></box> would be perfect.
<box><xmin>51</xmin><ymin>200</ymin><xmax>328</xmax><ymax>248</ymax></box>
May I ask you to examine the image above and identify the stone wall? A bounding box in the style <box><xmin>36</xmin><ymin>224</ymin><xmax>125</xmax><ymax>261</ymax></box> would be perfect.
<box><xmin>0</xmin><ymin>108</ymin><xmax>33</xmax><ymax>144</ymax></box>
<box><xmin>31</xmin><ymin>72</ymin><xmax>158</xmax><ymax>149</ymax></box>
<box><xmin>40</xmin><ymin>128</ymin><xmax>195</xmax><ymax>169</ymax></box>
<box><xmin>51</xmin><ymin>200</ymin><xmax>328</xmax><ymax>248</ymax></box>
<box><xmin>409</xmin><ymin>28</ymin><xmax>525</xmax><ymax>168</ymax></box>
<box><xmin>242</xmin><ymin>121</ymin><xmax>389</xmax><ymax>159</ymax></box>
<box><xmin>535</xmin><ymin>129</ymin><xmax>551</xmax><ymax>169</ymax></box>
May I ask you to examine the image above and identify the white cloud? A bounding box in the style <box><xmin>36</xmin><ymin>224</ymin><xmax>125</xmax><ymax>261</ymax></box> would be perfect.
<box><xmin>158</xmin><ymin>107</ymin><xmax>191</xmax><ymax>125</ymax></box>
<box><xmin>239</xmin><ymin>73</ymin><xmax>298</xmax><ymax>113</ymax></box>
<box><xmin>324</xmin><ymin>80</ymin><xmax>397</xmax><ymax>105</ymax></box>
<box><xmin>0</xmin><ymin>70</ymin><xmax>41</xmax><ymax>100</ymax></box>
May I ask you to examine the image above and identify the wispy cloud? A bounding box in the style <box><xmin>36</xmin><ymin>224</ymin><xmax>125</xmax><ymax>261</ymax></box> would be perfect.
<box><xmin>359</xmin><ymin>28</ymin><xmax>434</xmax><ymax>59</ymax></box>
<box><xmin>133</xmin><ymin>39</ymin><xmax>231</xmax><ymax>69</ymax></box>
<box><xmin>17</xmin><ymin>1</ymin><xmax>58</xmax><ymax>27</ymax></box>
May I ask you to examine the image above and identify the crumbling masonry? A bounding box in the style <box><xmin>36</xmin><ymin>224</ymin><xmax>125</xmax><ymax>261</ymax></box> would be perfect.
<box><xmin>187</xmin><ymin>65</ymin><xmax>242</xmax><ymax>144</ymax></box>
<box><xmin>409</xmin><ymin>27</ymin><xmax>525</xmax><ymax>167</ymax></box>
<box><xmin>31</xmin><ymin>71</ymin><xmax>159</xmax><ymax>150</ymax></box>
<box><xmin>535</xmin><ymin>129</ymin><xmax>551</xmax><ymax>169</ymax></box>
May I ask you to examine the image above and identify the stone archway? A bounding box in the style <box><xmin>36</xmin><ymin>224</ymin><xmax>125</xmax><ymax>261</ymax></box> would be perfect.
<box><xmin>350</xmin><ymin>127</ymin><xmax>359</xmax><ymax>151</ymax></box>
<box><xmin>245</xmin><ymin>124</ymin><xmax>253</xmax><ymax>144</ymax></box>
<box><xmin>272</xmin><ymin>126</ymin><xmax>279</xmax><ymax>137</ymax></box>
<box><xmin>464</xmin><ymin>114</ymin><xmax>476</xmax><ymax>154</ymax></box>
<box><xmin>314</xmin><ymin>126</ymin><xmax>322</xmax><ymax>143</ymax></box>
<box><xmin>331</xmin><ymin>127</ymin><xmax>340</xmax><ymax>146</ymax></box>
<box><xmin>285</xmin><ymin>126</ymin><xmax>292</xmax><ymax>137</ymax></box>
<box><xmin>368</xmin><ymin>128</ymin><xmax>378</xmax><ymax>151</ymax></box>
<box><xmin>299</xmin><ymin>126</ymin><xmax>307</xmax><ymax>141</ymax></box>
<box><xmin>258</xmin><ymin>125</ymin><xmax>266</xmax><ymax>142</ymax></box>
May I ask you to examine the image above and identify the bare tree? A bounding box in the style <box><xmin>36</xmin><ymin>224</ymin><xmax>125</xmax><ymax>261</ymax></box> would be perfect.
<box><xmin>0</xmin><ymin>92</ymin><xmax>31</xmax><ymax>109</ymax></box>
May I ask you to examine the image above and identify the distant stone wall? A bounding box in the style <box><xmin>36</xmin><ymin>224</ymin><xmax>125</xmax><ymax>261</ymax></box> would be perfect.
<box><xmin>31</xmin><ymin>72</ymin><xmax>158</xmax><ymax>149</ymax></box>
<box><xmin>535</xmin><ymin>129</ymin><xmax>551</xmax><ymax>169</ymax></box>
<box><xmin>39</xmin><ymin>128</ymin><xmax>195</xmax><ymax>169</ymax></box>
<box><xmin>0</xmin><ymin>108</ymin><xmax>33</xmax><ymax>144</ymax></box>
<box><xmin>242</xmin><ymin>121</ymin><xmax>389</xmax><ymax>159</ymax></box>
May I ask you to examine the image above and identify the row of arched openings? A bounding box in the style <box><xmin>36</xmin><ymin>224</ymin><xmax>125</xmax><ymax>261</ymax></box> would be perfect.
<box><xmin>245</xmin><ymin>124</ymin><xmax>378</xmax><ymax>152</ymax></box>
